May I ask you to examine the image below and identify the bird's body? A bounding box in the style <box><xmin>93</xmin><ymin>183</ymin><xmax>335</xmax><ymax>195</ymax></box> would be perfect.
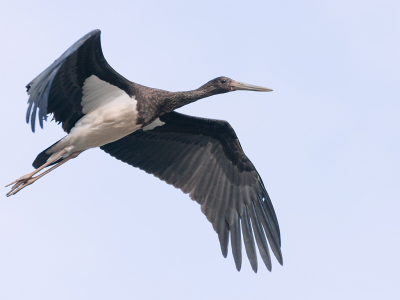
<box><xmin>7</xmin><ymin>30</ymin><xmax>282</xmax><ymax>273</ymax></box>
<box><xmin>46</xmin><ymin>74</ymin><xmax>141</xmax><ymax>159</ymax></box>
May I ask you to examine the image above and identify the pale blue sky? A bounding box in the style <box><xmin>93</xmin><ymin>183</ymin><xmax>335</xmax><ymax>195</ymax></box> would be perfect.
<box><xmin>1</xmin><ymin>1</ymin><xmax>399</xmax><ymax>299</ymax></box>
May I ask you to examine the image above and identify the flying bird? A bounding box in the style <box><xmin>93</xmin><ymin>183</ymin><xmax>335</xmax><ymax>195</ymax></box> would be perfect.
<box><xmin>6</xmin><ymin>30</ymin><xmax>282</xmax><ymax>272</ymax></box>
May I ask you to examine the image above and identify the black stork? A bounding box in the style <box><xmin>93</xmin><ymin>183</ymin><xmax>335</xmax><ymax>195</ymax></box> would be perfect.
<box><xmin>6</xmin><ymin>30</ymin><xmax>282</xmax><ymax>272</ymax></box>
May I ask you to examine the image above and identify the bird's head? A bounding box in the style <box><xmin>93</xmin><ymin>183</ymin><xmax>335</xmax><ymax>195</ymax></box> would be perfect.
<box><xmin>202</xmin><ymin>76</ymin><xmax>273</xmax><ymax>94</ymax></box>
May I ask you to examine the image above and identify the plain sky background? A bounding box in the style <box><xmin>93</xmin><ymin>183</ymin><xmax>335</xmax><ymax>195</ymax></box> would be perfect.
<box><xmin>0</xmin><ymin>1</ymin><xmax>399</xmax><ymax>299</ymax></box>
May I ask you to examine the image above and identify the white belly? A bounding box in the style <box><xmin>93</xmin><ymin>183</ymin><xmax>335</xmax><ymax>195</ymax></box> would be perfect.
<box><xmin>47</xmin><ymin>75</ymin><xmax>141</xmax><ymax>156</ymax></box>
<box><xmin>67</xmin><ymin>99</ymin><xmax>140</xmax><ymax>150</ymax></box>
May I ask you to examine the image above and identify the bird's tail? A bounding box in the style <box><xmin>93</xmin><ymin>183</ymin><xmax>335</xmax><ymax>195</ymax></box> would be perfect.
<box><xmin>32</xmin><ymin>138</ymin><xmax>64</xmax><ymax>169</ymax></box>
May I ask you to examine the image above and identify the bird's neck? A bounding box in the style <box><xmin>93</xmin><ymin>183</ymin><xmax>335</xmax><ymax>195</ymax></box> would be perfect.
<box><xmin>134</xmin><ymin>83</ymin><xmax>222</xmax><ymax>125</ymax></box>
<box><xmin>167</xmin><ymin>87</ymin><xmax>215</xmax><ymax>111</ymax></box>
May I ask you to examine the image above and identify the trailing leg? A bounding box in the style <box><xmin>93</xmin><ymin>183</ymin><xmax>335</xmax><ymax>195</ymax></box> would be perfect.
<box><xmin>6</xmin><ymin>150</ymin><xmax>82</xmax><ymax>197</ymax></box>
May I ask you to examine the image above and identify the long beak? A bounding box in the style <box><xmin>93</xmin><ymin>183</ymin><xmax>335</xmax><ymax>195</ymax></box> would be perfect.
<box><xmin>230</xmin><ymin>81</ymin><xmax>273</xmax><ymax>92</ymax></box>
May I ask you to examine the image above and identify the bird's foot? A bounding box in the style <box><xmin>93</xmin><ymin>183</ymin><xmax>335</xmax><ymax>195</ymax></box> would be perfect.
<box><xmin>6</xmin><ymin>174</ymin><xmax>38</xmax><ymax>197</ymax></box>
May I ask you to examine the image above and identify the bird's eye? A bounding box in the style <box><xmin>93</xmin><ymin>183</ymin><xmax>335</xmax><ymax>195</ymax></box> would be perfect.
<box><xmin>221</xmin><ymin>79</ymin><xmax>227</xmax><ymax>84</ymax></box>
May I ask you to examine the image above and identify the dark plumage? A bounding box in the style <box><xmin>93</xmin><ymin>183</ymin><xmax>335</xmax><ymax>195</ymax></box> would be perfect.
<box><xmin>7</xmin><ymin>29</ymin><xmax>282</xmax><ymax>272</ymax></box>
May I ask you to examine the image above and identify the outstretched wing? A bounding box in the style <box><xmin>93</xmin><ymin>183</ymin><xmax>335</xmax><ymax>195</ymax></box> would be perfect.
<box><xmin>26</xmin><ymin>29</ymin><xmax>133</xmax><ymax>133</ymax></box>
<box><xmin>101</xmin><ymin>112</ymin><xmax>283</xmax><ymax>272</ymax></box>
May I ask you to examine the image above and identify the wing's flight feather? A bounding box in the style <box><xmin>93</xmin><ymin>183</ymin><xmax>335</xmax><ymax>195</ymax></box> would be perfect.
<box><xmin>101</xmin><ymin>112</ymin><xmax>282</xmax><ymax>271</ymax></box>
<box><xmin>26</xmin><ymin>29</ymin><xmax>132</xmax><ymax>133</ymax></box>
